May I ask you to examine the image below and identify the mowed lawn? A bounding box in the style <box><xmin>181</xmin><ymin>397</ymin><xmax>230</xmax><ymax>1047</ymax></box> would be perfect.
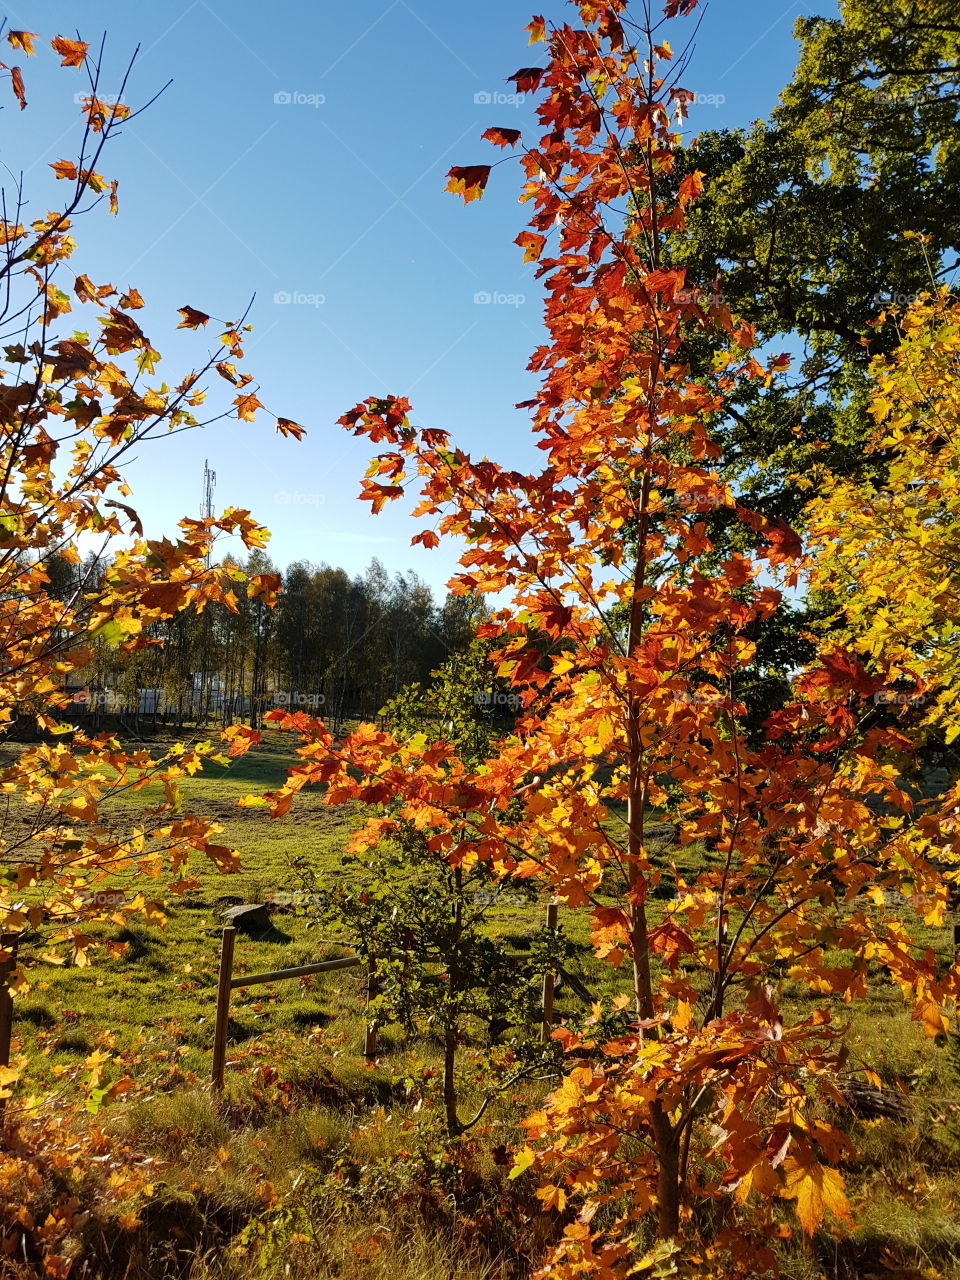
<box><xmin>10</xmin><ymin>730</ymin><xmax>610</xmax><ymax>1091</ymax></box>
<box><xmin>6</xmin><ymin>730</ymin><xmax>960</xmax><ymax>1278</ymax></box>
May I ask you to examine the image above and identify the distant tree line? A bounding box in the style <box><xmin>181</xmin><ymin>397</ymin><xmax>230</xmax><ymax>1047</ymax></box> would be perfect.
<box><xmin>42</xmin><ymin>552</ymin><xmax>485</xmax><ymax>733</ymax></box>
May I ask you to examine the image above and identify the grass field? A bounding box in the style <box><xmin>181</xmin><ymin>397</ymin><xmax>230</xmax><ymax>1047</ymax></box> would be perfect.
<box><xmin>6</xmin><ymin>729</ymin><xmax>960</xmax><ymax>1279</ymax></box>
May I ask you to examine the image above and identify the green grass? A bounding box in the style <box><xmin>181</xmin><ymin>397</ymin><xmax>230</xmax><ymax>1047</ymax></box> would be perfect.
<box><xmin>6</xmin><ymin>730</ymin><xmax>960</xmax><ymax>1279</ymax></box>
<box><xmin>11</xmin><ymin>730</ymin><xmax>636</xmax><ymax>1090</ymax></box>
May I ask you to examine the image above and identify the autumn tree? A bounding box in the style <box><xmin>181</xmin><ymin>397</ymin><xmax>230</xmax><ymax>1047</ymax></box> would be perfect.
<box><xmin>253</xmin><ymin>2</ymin><xmax>960</xmax><ymax>1274</ymax></box>
<box><xmin>0</xmin><ymin>32</ymin><xmax>294</xmax><ymax>991</ymax></box>
<box><xmin>806</xmin><ymin>288</ymin><xmax>960</xmax><ymax>750</ymax></box>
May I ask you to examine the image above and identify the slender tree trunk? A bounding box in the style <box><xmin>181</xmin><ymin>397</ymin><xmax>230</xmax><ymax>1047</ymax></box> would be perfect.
<box><xmin>442</xmin><ymin>1022</ymin><xmax>461</xmax><ymax>1138</ymax></box>
<box><xmin>442</xmin><ymin>867</ymin><xmax>464</xmax><ymax>1138</ymax></box>
<box><xmin>626</xmin><ymin>463</ymin><xmax>681</xmax><ymax>1238</ymax></box>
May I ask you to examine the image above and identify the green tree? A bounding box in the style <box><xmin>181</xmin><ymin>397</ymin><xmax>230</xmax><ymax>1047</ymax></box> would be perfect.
<box><xmin>672</xmin><ymin>0</ymin><xmax>959</xmax><ymax>520</ymax></box>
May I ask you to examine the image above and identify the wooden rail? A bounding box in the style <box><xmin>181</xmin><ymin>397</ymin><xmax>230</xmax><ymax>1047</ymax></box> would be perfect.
<box><xmin>541</xmin><ymin>901</ymin><xmax>559</xmax><ymax>1041</ymax></box>
<box><xmin>210</xmin><ymin>926</ymin><xmax>236</xmax><ymax>1094</ymax></box>
<box><xmin>230</xmin><ymin>954</ymin><xmax>362</xmax><ymax>989</ymax></box>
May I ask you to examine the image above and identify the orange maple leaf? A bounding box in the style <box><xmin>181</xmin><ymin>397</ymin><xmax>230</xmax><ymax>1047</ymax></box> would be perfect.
<box><xmin>52</xmin><ymin>36</ymin><xmax>89</xmax><ymax>66</ymax></box>
<box><xmin>50</xmin><ymin>160</ymin><xmax>78</xmax><ymax>181</ymax></box>
<box><xmin>276</xmin><ymin>417</ymin><xmax>306</xmax><ymax>440</ymax></box>
<box><xmin>8</xmin><ymin>65</ymin><xmax>26</xmax><ymax>110</ymax></box>
<box><xmin>234</xmin><ymin>393</ymin><xmax>264</xmax><ymax>422</ymax></box>
<box><xmin>7</xmin><ymin>32</ymin><xmax>38</xmax><ymax>56</ymax></box>
<box><xmin>516</xmin><ymin>231</ymin><xmax>547</xmax><ymax>262</ymax></box>
<box><xmin>677</xmin><ymin>170</ymin><xmax>705</xmax><ymax>208</ymax></box>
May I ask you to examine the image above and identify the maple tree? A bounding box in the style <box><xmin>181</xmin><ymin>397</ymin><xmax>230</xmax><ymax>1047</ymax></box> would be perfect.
<box><xmin>0</xmin><ymin>33</ymin><xmax>293</xmax><ymax>1029</ymax></box>
<box><xmin>250</xmin><ymin>2</ymin><xmax>960</xmax><ymax>1273</ymax></box>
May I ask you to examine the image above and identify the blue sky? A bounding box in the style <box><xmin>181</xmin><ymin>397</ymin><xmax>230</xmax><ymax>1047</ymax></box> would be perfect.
<box><xmin>2</xmin><ymin>0</ymin><xmax>833</xmax><ymax>595</ymax></box>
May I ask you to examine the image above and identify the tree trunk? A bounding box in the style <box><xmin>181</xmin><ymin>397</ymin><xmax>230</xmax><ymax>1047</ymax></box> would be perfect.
<box><xmin>626</xmin><ymin>459</ymin><xmax>681</xmax><ymax>1238</ymax></box>
<box><xmin>442</xmin><ymin>1022</ymin><xmax>461</xmax><ymax>1138</ymax></box>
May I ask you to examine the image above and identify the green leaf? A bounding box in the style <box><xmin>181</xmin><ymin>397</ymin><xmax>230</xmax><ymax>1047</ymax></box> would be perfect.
<box><xmin>92</xmin><ymin>620</ymin><xmax>126</xmax><ymax>648</ymax></box>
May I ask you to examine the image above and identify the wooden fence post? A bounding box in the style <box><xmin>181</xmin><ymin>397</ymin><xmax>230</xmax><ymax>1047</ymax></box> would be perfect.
<box><xmin>211</xmin><ymin>926</ymin><xmax>236</xmax><ymax>1093</ymax></box>
<box><xmin>0</xmin><ymin>934</ymin><xmax>18</xmax><ymax>1124</ymax></box>
<box><xmin>541</xmin><ymin>901</ymin><xmax>559</xmax><ymax>1041</ymax></box>
<box><xmin>363</xmin><ymin>960</ymin><xmax>378</xmax><ymax>1059</ymax></box>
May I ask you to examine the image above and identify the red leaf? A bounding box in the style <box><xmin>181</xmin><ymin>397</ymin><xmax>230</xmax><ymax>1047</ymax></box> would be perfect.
<box><xmin>508</xmin><ymin>67</ymin><xmax>546</xmax><ymax>93</ymax></box>
<box><xmin>643</xmin><ymin>268</ymin><xmax>684</xmax><ymax>297</ymax></box>
<box><xmin>445</xmin><ymin>165</ymin><xmax>492</xmax><ymax>204</ymax></box>
<box><xmin>760</xmin><ymin>516</ymin><xmax>803</xmax><ymax>564</ymax></box>
<box><xmin>8</xmin><ymin>66</ymin><xmax>26</xmax><ymax>110</ymax></box>
<box><xmin>806</xmin><ymin>650</ymin><xmax>883</xmax><ymax>698</ymax></box>
<box><xmin>177</xmin><ymin>305</ymin><xmax>210</xmax><ymax>329</ymax></box>
<box><xmin>482</xmin><ymin>126</ymin><xmax>521</xmax><ymax>149</ymax></box>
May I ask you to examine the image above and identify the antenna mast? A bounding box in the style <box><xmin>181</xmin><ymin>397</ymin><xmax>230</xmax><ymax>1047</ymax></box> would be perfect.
<box><xmin>201</xmin><ymin>459</ymin><xmax>217</xmax><ymax>566</ymax></box>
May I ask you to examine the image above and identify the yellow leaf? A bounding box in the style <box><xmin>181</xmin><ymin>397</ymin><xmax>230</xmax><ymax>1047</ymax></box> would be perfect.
<box><xmin>536</xmin><ymin>1183</ymin><xmax>568</xmax><ymax>1212</ymax></box>
<box><xmin>509</xmin><ymin>1146</ymin><xmax>536</xmax><ymax>1179</ymax></box>
<box><xmin>782</xmin><ymin>1156</ymin><xmax>850</xmax><ymax>1235</ymax></box>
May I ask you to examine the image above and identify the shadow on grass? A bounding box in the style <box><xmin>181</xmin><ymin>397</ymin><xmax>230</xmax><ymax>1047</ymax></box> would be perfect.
<box><xmin>204</xmin><ymin>747</ymin><xmax>302</xmax><ymax>790</ymax></box>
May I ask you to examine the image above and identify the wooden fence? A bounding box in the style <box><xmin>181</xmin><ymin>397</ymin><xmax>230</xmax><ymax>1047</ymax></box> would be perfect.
<box><xmin>0</xmin><ymin>914</ymin><xmax>568</xmax><ymax>1099</ymax></box>
<box><xmin>211</xmin><ymin>900</ymin><xmax>564</xmax><ymax>1091</ymax></box>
